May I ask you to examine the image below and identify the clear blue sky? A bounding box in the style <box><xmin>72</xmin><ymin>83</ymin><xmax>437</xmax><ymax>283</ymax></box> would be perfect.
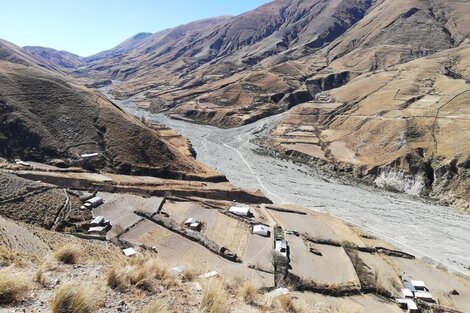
<box><xmin>0</xmin><ymin>0</ymin><xmax>271</xmax><ymax>57</ymax></box>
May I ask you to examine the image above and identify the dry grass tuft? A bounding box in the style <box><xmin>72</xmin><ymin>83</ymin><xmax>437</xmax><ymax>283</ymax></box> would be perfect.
<box><xmin>140</xmin><ymin>297</ymin><xmax>171</xmax><ymax>313</ymax></box>
<box><xmin>107</xmin><ymin>265</ymin><xmax>130</xmax><ymax>290</ymax></box>
<box><xmin>181</xmin><ymin>265</ymin><xmax>199</xmax><ymax>282</ymax></box>
<box><xmin>51</xmin><ymin>281</ymin><xmax>104</xmax><ymax>313</ymax></box>
<box><xmin>35</xmin><ymin>258</ymin><xmax>54</xmax><ymax>286</ymax></box>
<box><xmin>54</xmin><ymin>245</ymin><xmax>81</xmax><ymax>264</ymax></box>
<box><xmin>199</xmin><ymin>278</ymin><xmax>230</xmax><ymax>313</ymax></box>
<box><xmin>239</xmin><ymin>280</ymin><xmax>258</xmax><ymax>304</ymax></box>
<box><xmin>276</xmin><ymin>295</ymin><xmax>304</xmax><ymax>313</ymax></box>
<box><xmin>0</xmin><ymin>269</ymin><xmax>31</xmax><ymax>304</ymax></box>
<box><xmin>107</xmin><ymin>256</ymin><xmax>172</xmax><ymax>292</ymax></box>
<box><xmin>135</xmin><ymin>278</ymin><xmax>157</xmax><ymax>293</ymax></box>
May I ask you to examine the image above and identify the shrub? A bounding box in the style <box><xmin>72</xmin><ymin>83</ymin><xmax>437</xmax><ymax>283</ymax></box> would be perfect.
<box><xmin>239</xmin><ymin>280</ymin><xmax>258</xmax><ymax>304</ymax></box>
<box><xmin>199</xmin><ymin>278</ymin><xmax>230</xmax><ymax>313</ymax></box>
<box><xmin>181</xmin><ymin>265</ymin><xmax>199</xmax><ymax>282</ymax></box>
<box><xmin>276</xmin><ymin>295</ymin><xmax>304</xmax><ymax>313</ymax></box>
<box><xmin>0</xmin><ymin>270</ymin><xmax>30</xmax><ymax>304</ymax></box>
<box><xmin>107</xmin><ymin>265</ymin><xmax>129</xmax><ymax>290</ymax></box>
<box><xmin>140</xmin><ymin>297</ymin><xmax>171</xmax><ymax>313</ymax></box>
<box><xmin>51</xmin><ymin>281</ymin><xmax>103</xmax><ymax>313</ymax></box>
<box><xmin>54</xmin><ymin>245</ymin><xmax>81</xmax><ymax>264</ymax></box>
<box><xmin>35</xmin><ymin>258</ymin><xmax>53</xmax><ymax>286</ymax></box>
<box><xmin>0</xmin><ymin>246</ymin><xmax>35</xmax><ymax>267</ymax></box>
<box><xmin>106</xmin><ymin>256</ymin><xmax>171</xmax><ymax>292</ymax></box>
<box><xmin>340</xmin><ymin>240</ymin><xmax>358</xmax><ymax>249</ymax></box>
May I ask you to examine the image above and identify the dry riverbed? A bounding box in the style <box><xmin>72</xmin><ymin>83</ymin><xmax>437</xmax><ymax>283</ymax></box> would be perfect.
<box><xmin>102</xmin><ymin>87</ymin><xmax>470</xmax><ymax>276</ymax></box>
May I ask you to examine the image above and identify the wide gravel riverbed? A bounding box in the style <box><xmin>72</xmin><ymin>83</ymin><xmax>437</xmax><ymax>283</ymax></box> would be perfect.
<box><xmin>107</xmin><ymin>91</ymin><xmax>470</xmax><ymax>275</ymax></box>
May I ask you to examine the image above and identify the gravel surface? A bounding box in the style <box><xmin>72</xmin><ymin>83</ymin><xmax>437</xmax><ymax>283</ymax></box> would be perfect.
<box><xmin>103</xmin><ymin>89</ymin><xmax>470</xmax><ymax>275</ymax></box>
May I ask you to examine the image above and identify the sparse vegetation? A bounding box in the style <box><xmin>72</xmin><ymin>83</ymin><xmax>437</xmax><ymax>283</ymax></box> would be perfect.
<box><xmin>107</xmin><ymin>264</ymin><xmax>130</xmax><ymax>290</ymax></box>
<box><xmin>239</xmin><ymin>280</ymin><xmax>258</xmax><ymax>304</ymax></box>
<box><xmin>181</xmin><ymin>265</ymin><xmax>199</xmax><ymax>282</ymax></box>
<box><xmin>275</xmin><ymin>295</ymin><xmax>304</xmax><ymax>313</ymax></box>
<box><xmin>35</xmin><ymin>258</ymin><xmax>54</xmax><ymax>286</ymax></box>
<box><xmin>107</xmin><ymin>256</ymin><xmax>172</xmax><ymax>292</ymax></box>
<box><xmin>51</xmin><ymin>281</ymin><xmax>104</xmax><ymax>313</ymax></box>
<box><xmin>54</xmin><ymin>244</ymin><xmax>81</xmax><ymax>264</ymax></box>
<box><xmin>199</xmin><ymin>278</ymin><xmax>230</xmax><ymax>313</ymax></box>
<box><xmin>140</xmin><ymin>297</ymin><xmax>171</xmax><ymax>313</ymax></box>
<box><xmin>340</xmin><ymin>240</ymin><xmax>358</xmax><ymax>249</ymax></box>
<box><xmin>0</xmin><ymin>246</ymin><xmax>35</xmax><ymax>267</ymax></box>
<box><xmin>0</xmin><ymin>269</ymin><xmax>31</xmax><ymax>304</ymax></box>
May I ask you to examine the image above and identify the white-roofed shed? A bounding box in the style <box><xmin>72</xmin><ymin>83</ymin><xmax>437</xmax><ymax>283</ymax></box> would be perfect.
<box><xmin>122</xmin><ymin>248</ymin><xmax>137</xmax><ymax>257</ymax></box>
<box><xmin>253</xmin><ymin>225</ymin><xmax>270</xmax><ymax>237</ymax></box>
<box><xmin>229</xmin><ymin>205</ymin><xmax>250</xmax><ymax>217</ymax></box>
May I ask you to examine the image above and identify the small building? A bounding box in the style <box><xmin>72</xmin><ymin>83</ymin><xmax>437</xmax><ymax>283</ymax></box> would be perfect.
<box><xmin>275</xmin><ymin>239</ymin><xmax>288</xmax><ymax>257</ymax></box>
<box><xmin>91</xmin><ymin>216</ymin><xmax>105</xmax><ymax>226</ymax></box>
<box><xmin>80</xmin><ymin>153</ymin><xmax>99</xmax><ymax>158</ymax></box>
<box><xmin>404</xmin><ymin>282</ymin><xmax>417</xmax><ymax>294</ymax></box>
<box><xmin>411</xmin><ymin>280</ymin><xmax>428</xmax><ymax>292</ymax></box>
<box><xmin>189</xmin><ymin>222</ymin><xmax>202</xmax><ymax>231</ymax></box>
<box><xmin>229</xmin><ymin>205</ymin><xmax>250</xmax><ymax>217</ymax></box>
<box><xmin>85</xmin><ymin>196</ymin><xmax>103</xmax><ymax>208</ymax></box>
<box><xmin>184</xmin><ymin>218</ymin><xmax>197</xmax><ymax>225</ymax></box>
<box><xmin>122</xmin><ymin>247</ymin><xmax>136</xmax><ymax>257</ymax></box>
<box><xmin>401</xmin><ymin>288</ymin><xmax>414</xmax><ymax>299</ymax></box>
<box><xmin>88</xmin><ymin>226</ymin><xmax>108</xmax><ymax>234</ymax></box>
<box><xmin>396</xmin><ymin>299</ymin><xmax>418</xmax><ymax>313</ymax></box>
<box><xmin>252</xmin><ymin>225</ymin><xmax>270</xmax><ymax>237</ymax></box>
<box><xmin>15</xmin><ymin>160</ymin><xmax>31</xmax><ymax>167</ymax></box>
<box><xmin>415</xmin><ymin>291</ymin><xmax>435</xmax><ymax>303</ymax></box>
<box><xmin>184</xmin><ymin>218</ymin><xmax>202</xmax><ymax>231</ymax></box>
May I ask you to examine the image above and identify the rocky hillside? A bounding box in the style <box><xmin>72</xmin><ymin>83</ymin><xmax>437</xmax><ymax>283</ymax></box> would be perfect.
<box><xmin>17</xmin><ymin>0</ymin><xmax>470</xmax><ymax>208</ymax></box>
<box><xmin>0</xmin><ymin>40</ymin><xmax>222</xmax><ymax>181</ymax></box>
<box><xmin>270</xmin><ymin>44</ymin><xmax>470</xmax><ymax>210</ymax></box>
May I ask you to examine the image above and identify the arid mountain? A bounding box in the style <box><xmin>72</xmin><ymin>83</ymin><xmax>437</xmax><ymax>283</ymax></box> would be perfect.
<box><xmin>47</xmin><ymin>0</ymin><xmax>468</xmax><ymax>127</ymax></box>
<box><xmin>270</xmin><ymin>44</ymin><xmax>470</xmax><ymax>210</ymax></box>
<box><xmin>0</xmin><ymin>39</ymin><xmax>222</xmax><ymax>181</ymax></box>
<box><xmin>23</xmin><ymin>46</ymin><xmax>85</xmax><ymax>72</ymax></box>
<box><xmin>83</xmin><ymin>32</ymin><xmax>152</xmax><ymax>63</ymax></box>
<box><xmin>17</xmin><ymin>0</ymin><xmax>470</xmax><ymax>208</ymax></box>
<box><xmin>323</xmin><ymin>0</ymin><xmax>470</xmax><ymax>71</ymax></box>
<box><xmin>0</xmin><ymin>39</ymin><xmax>47</xmax><ymax>68</ymax></box>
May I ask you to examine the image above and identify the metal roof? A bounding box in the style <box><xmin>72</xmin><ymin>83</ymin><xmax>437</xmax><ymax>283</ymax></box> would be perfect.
<box><xmin>122</xmin><ymin>248</ymin><xmax>137</xmax><ymax>257</ymax></box>
<box><xmin>411</xmin><ymin>280</ymin><xmax>426</xmax><ymax>288</ymax></box>
<box><xmin>401</xmin><ymin>288</ymin><xmax>414</xmax><ymax>298</ymax></box>
<box><xmin>91</xmin><ymin>216</ymin><xmax>105</xmax><ymax>224</ymax></box>
<box><xmin>229</xmin><ymin>205</ymin><xmax>250</xmax><ymax>215</ymax></box>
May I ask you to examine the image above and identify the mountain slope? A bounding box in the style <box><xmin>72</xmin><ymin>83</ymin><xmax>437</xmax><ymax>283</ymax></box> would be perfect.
<box><xmin>323</xmin><ymin>0</ymin><xmax>470</xmax><ymax>71</ymax></box>
<box><xmin>0</xmin><ymin>40</ymin><xmax>222</xmax><ymax>181</ymax></box>
<box><xmin>23</xmin><ymin>46</ymin><xmax>85</xmax><ymax>72</ymax></box>
<box><xmin>66</xmin><ymin>0</ymin><xmax>470</xmax><ymax>129</ymax></box>
<box><xmin>85</xmin><ymin>0</ymin><xmax>373</xmax><ymax>81</ymax></box>
<box><xmin>270</xmin><ymin>43</ymin><xmax>470</xmax><ymax>210</ymax></box>
<box><xmin>0</xmin><ymin>39</ymin><xmax>48</xmax><ymax>68</ymax></box>
<box><xmin>84</xmin><ymin>32</ymin><xmax>153</xmax><ymax>63</ymax></box>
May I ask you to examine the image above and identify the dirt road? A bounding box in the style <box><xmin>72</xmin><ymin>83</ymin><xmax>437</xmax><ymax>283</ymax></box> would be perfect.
<box><xmin>102</xmin><ymin>88</ymin><xmax>470</xmax><ymax>275</ymax></box>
